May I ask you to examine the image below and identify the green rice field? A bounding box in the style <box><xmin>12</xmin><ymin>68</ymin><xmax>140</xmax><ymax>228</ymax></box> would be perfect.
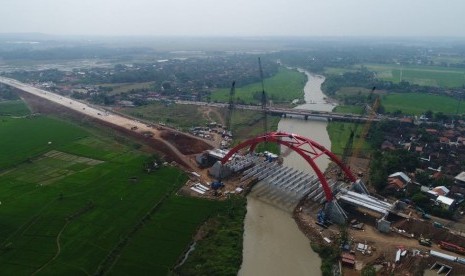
<box><xmin>333</xmin><ymin>105</ymin><xmax>364</xmax><ymax>114</ymax></box>
<box><xmin>334</xmin><ymin>92</ymin><xmax>465</xmax><ymax>116</ymax></box>
<box><xmin>211</xmin><ymin>67</ymin><xmax>307</xmax><ymax>104</ymax></box>
<box><xmin>381</xmin><ymin>92</ymin><xmax>465</xmax><ymax>115</ymax></box>
<box><xmin>0</xmin><ymin>100</ymin><xmax>31</xmax><ymax>116</ymax></box>
<box><xmin>123</xmin><ymin>101</ymin><xmax>210</xmax><ymax>130</ymax></box>
<box><xmin>98</xmin><ymin>82</ymin><xmax>155</xmax><ymax>95</ymax></box>
<box><xmin>364</xmin><ymin>63</ymin><xmax>465</xmax><ymax>88</ymax></box>
<box><xmin>0</xmin><ymin>100</ymin><xmax>229</xmax><ymax>275</ymax></box>
<box><xmin>327</xmin><ymin>122</ymin><xmax>371</xmax><ymax>157</ymax></box>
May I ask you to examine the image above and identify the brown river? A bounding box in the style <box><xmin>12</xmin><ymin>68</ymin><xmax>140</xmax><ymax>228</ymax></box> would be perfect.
<box><xmin>239</xmin><ymin>70</ymin><xmax>334</xmax><ymax>276</ymax></box>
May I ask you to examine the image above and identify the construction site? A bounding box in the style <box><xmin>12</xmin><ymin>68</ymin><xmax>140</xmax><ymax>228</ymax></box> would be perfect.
<box><xmin>186</xmin><ymin>82</ymin><xmax>465</xmax><ymax>275</ymax></box>
<box><xmin>5</xmin><ymin>74</ymin><xmax>465</xmax><ymax>275</ymax></box>
<box><xmin>171</xmin><ymin>79</ymin><xmax>462</xmax><ymax>274</ymax></box>
<box><xmin>184</xmin><ymin>130</ymin><xmax>465</xmax><ymax>275</ymax></box>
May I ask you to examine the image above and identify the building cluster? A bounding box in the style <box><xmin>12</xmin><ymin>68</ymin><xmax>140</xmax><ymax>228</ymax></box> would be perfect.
<box><xmin>379</xmin><ymin>119</ymin><xmax>465</xmax><ymax>213</ymax></box>
<box><xmin>6</xmin><ymin>55</ymin><xmax>278</xmax><ymax>106</ymax></box>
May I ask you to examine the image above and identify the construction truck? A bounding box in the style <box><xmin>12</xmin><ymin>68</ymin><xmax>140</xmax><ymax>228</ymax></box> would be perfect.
<box><xmin>439</xmin><ymin>241</ymin><xmax>465</xmax><ymax>254</ymax></box>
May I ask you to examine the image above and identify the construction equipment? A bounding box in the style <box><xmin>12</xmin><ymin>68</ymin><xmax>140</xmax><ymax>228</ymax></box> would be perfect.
<box><xmin>258</xmin><ymin>57</ymin><xmax>268</xmax><ymax>134</ymax></box>
<box><xmin>226</xmin><ymin>81</ymin><xmax>236</xmax><ymax>131</ymax></box>
<box><xmin>316</xmin><ymin>209</ymin><xmax>329</xmax><ymax>228</ymax></box>
<box><xmin>211</xmin><ymin>180</ymin><xmax>224</xmax><ymax>190</ymax></box>
<box><xmin>341</xmin><ymin>128</ymin><xmax>356</xmax><ymax>167</ymax></box>
<box><xmin>351</xmin><ymin>87</ymin><xmax>379</xmax><ymax>160</ymax></box>
<box><xmin>340</xmin><ymin>87</ymin><xmax>376</xmax><ymax>173</ymax></box>
<box><xmin>439</xmin><ymin>241</ymin><xmax>465</xmax><ymax>254</ymax></box>
<box><xmin>350</xmin><ymin>219</ymin><xmax>365</xmax><ymax>230</ymax></box>
<box><xmin>419</xmin><ymin>235</ymin><xmax>432</xmax><ymax>247</ymax></box>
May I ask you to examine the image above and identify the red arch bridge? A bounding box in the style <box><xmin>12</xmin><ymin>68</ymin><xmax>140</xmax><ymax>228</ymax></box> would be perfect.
<box><xmin>217</xmin><ymin>131</ymin><xmax>393</xmax><ymax>226</ymax></box>
<box><xmin>221</xmin><ymin>131</ymin><xmax>356</xmax><ymax>202</ymax></box>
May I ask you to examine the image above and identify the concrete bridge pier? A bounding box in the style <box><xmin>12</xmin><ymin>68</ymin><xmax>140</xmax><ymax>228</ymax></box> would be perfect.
<box><xmin>324</xmin><ymin>200</ymin><xmax>348</xmax><ymax>225</ymax></box>
<box><xmin>209</xmin><ymin>161</ymin><xmax>232</xmax><ymax>179</ymax></box>
<box><xmin>304</xmin><ymin>115</ymin><xmax>308</xmax><ymax>120</ymax></box>
<box><xmin>352</xmin><ymin>179</ymin><xmax>369</xmax><ymax>194</ymax></box>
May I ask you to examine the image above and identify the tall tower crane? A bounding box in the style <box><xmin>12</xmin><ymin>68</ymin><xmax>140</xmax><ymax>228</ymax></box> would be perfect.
<box><xmin>226</xmin><ymin>81</ymin><xmax>236</xmax><ymax>132</ymax></box>
<box><xmin>339</xmin><ymin>86</ymin><xmax>379</xmax><ymax>180</ymax></box>
<box><xmin>258</xmin><ymin>57</ymin><xmax>268</xmax><ymax>134</ymax></box>
<box><xmin>352</xmin><ymin>94</ymin><xmax>380</xmax><ymax>160</ymax></box>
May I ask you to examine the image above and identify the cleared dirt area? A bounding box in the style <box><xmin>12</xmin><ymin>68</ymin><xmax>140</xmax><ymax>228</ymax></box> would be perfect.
<box><xmin>160</xmin><ymin>130</ymin><xmax>212</xmax><ymax>155</ymax></box>
<box><xmin>293</xmin><ymin>197</ymin><xmax>465</xmax><ymax>275</ymax></box>
<box><xmin>393</xmin><ymin>218</ymin><xmax>465</xmax><ymax>247</ymax></box>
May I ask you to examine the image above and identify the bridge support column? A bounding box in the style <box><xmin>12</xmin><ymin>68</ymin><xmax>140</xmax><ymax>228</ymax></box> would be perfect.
<box><xmin>304</xmin><ymin>115</ymin><xmax>308</xmax><ymax>120</ymax></box>
<box><xmin>208</xmin><ymin>161</ymin><xmax>232</xmax><ymax>179</ymax></box>
<box><xmin>377</xmin><ymin>217</ymin><xmax>391</xmax><ymax>233</ymax></box>
<box><xmin>352</xmin><ymin>179</ymin><xmax>369</xmax><ymax>195</ymax></box>
<box><xmin>324</xmin><ymin>200</ymin><xmax>347</xmax><ymax>225</ymax></box>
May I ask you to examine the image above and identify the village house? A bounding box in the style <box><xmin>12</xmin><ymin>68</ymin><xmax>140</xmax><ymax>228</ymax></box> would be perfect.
<box><xmin>436</xmin><ymin>195</ymin><xmax>455</xmax><ymax>210</ymax></box>
<box><xmin>386</xmin><ymin>172</ymin><xmax>412</xmax><ymax>192</ymax></box>
<box><xmin>455</xmin><ymin>171</ymin><xmax>465</xmax><ymax>187</ymax></box>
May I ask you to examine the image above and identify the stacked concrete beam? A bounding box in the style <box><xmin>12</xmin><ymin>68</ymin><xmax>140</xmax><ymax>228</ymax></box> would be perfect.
<box><xmin>337</xmin><ymin>188</ymin><xmax>393</xmax><ymax>215</ymax></box>
<box><xmin>242</xmin><ymin>159</ymin><xmax>265</xmax><ymax>175</ymax></box>
<box><xmin>226</xmin><ymin>154</ymin><xmax>260</xmax><ymax>173</ymax></box>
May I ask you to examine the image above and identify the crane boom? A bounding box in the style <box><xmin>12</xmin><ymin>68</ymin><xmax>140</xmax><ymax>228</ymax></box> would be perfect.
<box><xmin>341</xmin><ymin>87</ymin><xmax>376</xmax><ymax>166</ymax></box>
<box><xmin>258</xmin><ymin>57</ymin><xmax>268</xmax><ymax>134</ymax></box>
<box><xmin>226</xmin><ymin>81</ymin><xmax>236</xmax><ymax>131</ymax></box>
<box><xmin>352</xmin><ymin>95</ymin><xmax>380</xmax><ymax>159</ymax></box>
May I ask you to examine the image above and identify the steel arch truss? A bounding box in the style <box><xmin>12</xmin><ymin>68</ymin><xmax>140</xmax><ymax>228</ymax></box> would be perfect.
<box><xmin>221</xmin><ymin>131</ymin><xmax>356</xmax><ymax>201</ymax></box>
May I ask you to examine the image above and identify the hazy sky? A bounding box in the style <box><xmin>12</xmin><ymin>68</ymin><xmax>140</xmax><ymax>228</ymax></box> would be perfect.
<box><xmin>1</xmin><ymin>0</ymin><xmax>464</xmax><ymax>37</ymax></box>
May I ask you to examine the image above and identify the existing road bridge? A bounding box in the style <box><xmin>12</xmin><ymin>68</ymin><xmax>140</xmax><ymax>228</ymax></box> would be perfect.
<box><xmin>175</xmin><ymin>100</ymin><xmax>396</xmax><ymax>123</ymax></box>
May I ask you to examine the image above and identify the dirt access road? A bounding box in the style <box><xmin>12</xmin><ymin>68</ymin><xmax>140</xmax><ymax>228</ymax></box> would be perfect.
<box><xmin>0</xmin><ymin>77</ymin><xmax>213</xmax><ymax>170</ymax></box>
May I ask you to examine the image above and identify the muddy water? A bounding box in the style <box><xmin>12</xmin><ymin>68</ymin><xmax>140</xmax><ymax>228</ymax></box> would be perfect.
<box><xmin>239</xmin><ymin>72</ymin><xmax>332</xmax><ymax>276</ymax></box>
<box><xmin>280</xmin><ymin>72</ymin><xmax>334</xmax><ymax>172</ymax></box>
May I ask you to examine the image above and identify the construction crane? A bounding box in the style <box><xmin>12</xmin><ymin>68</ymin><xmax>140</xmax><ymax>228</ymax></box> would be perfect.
<box><xmin>226</xmin><ymin>81</ymin><xmax>236</xmax><ymax>132</ymax></box>
<box><xmin>341</xmin><ymin>129</ymin><xmax>356</xmax><ymax>167</ymax></box>
<box><xmin>258</xmin><ymin>57</ymin><xmax>268</xmax><ymax>134</ymax></box>
<box><xmin>341</xmin><ymin>87</ymin><xmax>376</xmax><ymax>167</ymax></box>
<box><xmin>351</xmin><ymin>92</ymin><xmax>380</xmax><ymax>161</ymax></box>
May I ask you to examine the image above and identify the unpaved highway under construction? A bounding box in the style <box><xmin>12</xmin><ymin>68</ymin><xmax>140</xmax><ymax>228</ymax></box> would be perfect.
<box><xmin>0</xmin><ymin>77</ymin><xmax>213</xmax><ymax>169</ymax></box>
